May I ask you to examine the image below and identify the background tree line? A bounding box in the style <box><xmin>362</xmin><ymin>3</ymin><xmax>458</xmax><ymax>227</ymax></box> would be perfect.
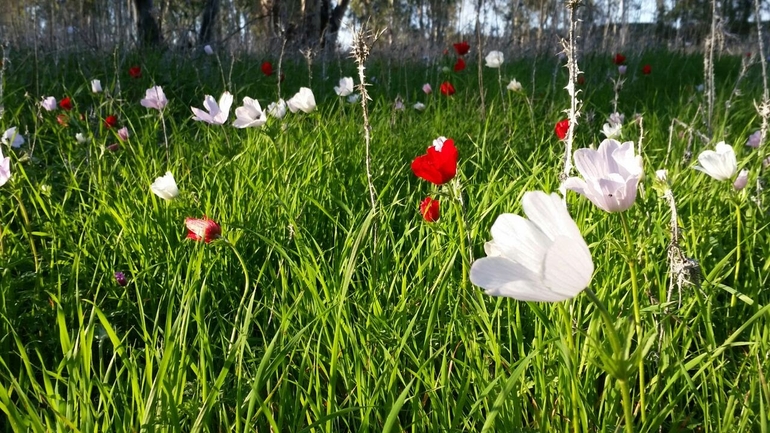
<box><xmin>0</xmin><ymin>0</ymin><xmax>766</xmax><ymax>56</ymax></box>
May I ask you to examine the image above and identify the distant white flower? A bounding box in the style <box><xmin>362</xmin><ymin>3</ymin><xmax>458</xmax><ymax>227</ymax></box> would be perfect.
<box><xmin>507</xmin><ymin>79</ymin><xmax>522</xmax><ymax>92</ymax></box>
<box><xmin>601</xmin><ymin>122</ymin><xmax>622</xmax><ymax>139</ymax></box>
<box><xmin>422</xmin><ymin>83</ymin><xmax>432</xmax><ymax>94</ymax></box>
<box><xmin>394</xmin><ymin>99</ymin><xmax>405</xmax><ymax>111</ymax></box>
<box><xmin>470</xmin><ymin>191</ymin><xmax>594</xmax><ymax>302</ymax></box>
<box><xmin>334</xmin><ymin>77</ymin><xmax>354</xmax><ymax>97</ymax></box>
<box><xmin>413</xmin><ymin>102</ymin><xmax>426</xmax><ymax>111</ymax></box>
<box><xmin>485</xmin><ymin>51</ymin><xmax>504</xmax><ymax>68</ymax></box>
<box><xmin>41</xmin><ymin>96</ymin><xmax>57</xmax><ymax>111</ymax></box>
<box><xmin>694</xmin><ymin>141</ymin><xmax>737</xmax><ymax>181</ymax></box>
<box><xmin>268</xmin><ymin>99</ymin><xmax>287</xmax><ymax>119</ymax></box>
<box><xmin>233</xmin><ymin>97</ymin><xmax>267</xmax><ymax>128</ymax></box>
<box><xmin>655</xmin><ymin>169</ymin><xmax>668</xmax><ymax>183</ymax></box>
<box><xmin>746</xmin><ymin>130</ymin><xmax>761</xmax><ymax>148</ymax></box>
<box><xmin>608</xmin><ymin>112</ymin><xmax>624</xmax><ymax>127</ymax></box>
<box><xmin>287</xmin><ymin>87</ymin><xmax>316</xmax><ymax>114</ymax></box>
<box><xmin>347</xmin><ymin>93</ymin><xmax>360</xmax><ymax>104</ymax></box>
<box><xmin>695</xmin><ymin>84</ymin><xmax>704</xmax><ymax>92</ymax></box>
<box><xmin>0</xmin><ymin>147</ymin><xmax>10</xmax><ymax>187</ymax></box>
<box><xmin>91</xmin><ymin>79</ymin><xmax>102</xmax><ymax>93</ymax></box>
<box><xmin>441</xmin><ymin>66</ymin><xmax>450</xmax><ymax>74</ymax></box>
<box><xmin>191</xmin><ymin>91</ymin><xmax>233</xmax><ymax>124</ymax></box>
<box><xmin>75</xmin><ymin>133</ymin><xmax>89</xmax><ymax>144</ymax></box>
<box><xmin>117</xmin><ymin>127</ymin><xmax>130</xmax><ymax>142</ymax></box>
<box><xmin>618</xmin><ymin>65</ymin><xmax>627</xmax><ymax>75</ymax></box>
<box><xmin>151</xmin><ymin>171</ymin><xmax>179</xmax><ymax>201</ymax></box>
<box><xmin>204</xmin><ymin>45</ymin><xmax>214</xmax><ymax>55</ymax></box>
<box><xmin>2</xmin><ymin>127</ymin><xmax>25</xmax><ymax>148</ymax></box>
<box><xmin>141</xmin><ymin>86</ymin><xmax>168</xmax><ymax>111</ymax></box>
<box><xmin>733</xmin><ymin>169</ymin><xmax>749</xmax><ymax>190</ymax></box>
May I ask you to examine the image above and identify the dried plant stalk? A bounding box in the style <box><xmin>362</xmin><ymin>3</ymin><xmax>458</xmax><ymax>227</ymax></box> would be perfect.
<box><xmin>559</xmin><ymin>0</ymin><xmax>583</xmax><ymax>183</ymax></box>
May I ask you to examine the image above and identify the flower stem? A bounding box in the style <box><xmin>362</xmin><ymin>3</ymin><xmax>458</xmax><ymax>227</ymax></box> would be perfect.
<box><xmin>584</xmin><ymin>288</ymin><xmax>635</xmax><ymax>433</ymax></box>
<box><xmin>731</xmin><ymin>201</ymin><xmax>741</xmax><ymax>307</ymax></box>
<box><xmin>14</xmin><ymin>193</ymin><xmax>39</xmax><ymax>274</ymax></box>
<box><xmin>620</xmin><ymin>212</ymin><xmax>646</xmax><ymax>421</ymax></box>
<box><xmin>450</xmin><ymin>181</ymin><xmax>470</xmax><ymax>288</ymax></box>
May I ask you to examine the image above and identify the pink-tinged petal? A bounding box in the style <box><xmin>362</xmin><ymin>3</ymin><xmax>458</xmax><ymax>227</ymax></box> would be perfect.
<box><xmin>542</xmin><ymin>235</ymin><xmax>594</xmax><ymax>299</ymax></box>
<box><xmin>202</xmin><ymin>95</ymin><xmax>219</xmax><ymax>115</ymax></box>
<box><xmin>0</xmin><ymin>155</ymin><xmax>10</xmax><ymax>187</ymax></box>
<box><xmin>470</xmin><ymin>256</ymin><xmax>566</xmax><ymax>301</ymax></box>
<box><xmin>191</xmin><ymin>106</ymin><xmax>213</xmax><ymax>123</ymax></box>
<box><xmin>573</xmin><ymin>148</ymin><xmax>609</xmax><ymax>181</ymax></box>
<box><xmin>733</xmin><ymin>169</ymin><xmax>749</xmax><ymax>190</ymax></box>
<box><xmin>695</xmin><ymin>149</ymin><xmax>735</xmax><ymax>181</ymax></box>
<box><xmin>562</xmin><ymin>177</ymin><xmax>588</xmax><ymax>196</ymax></box>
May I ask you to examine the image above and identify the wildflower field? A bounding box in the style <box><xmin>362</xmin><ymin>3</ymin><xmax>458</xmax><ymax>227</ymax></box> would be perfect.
<box><xmin>1</xmin><ymin>45</ymin><xmax>769</xmax><ymax>432</ymax></box>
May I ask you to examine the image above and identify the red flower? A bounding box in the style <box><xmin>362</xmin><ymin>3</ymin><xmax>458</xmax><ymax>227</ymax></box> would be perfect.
<box><xmin>577</xmin><ymin>74</ymin><xmax>585</xmax><ymax>85</ymax></box>
<box><xmin>57</xmin><ymin>114</ymin><xmax>69</xmax><ymax>126</ymax></box>
<box><xmin>454</xmin><ymin>57</ymin><xmax>466</xmax><ymax>72</ymax></box>
<box><xmin>59</xmin><ymin>97</ymin><xmax>73</xmax><ymax>111</ymax></box>
<box><xmin>128</xmin><ymin>66</ymin><xmax>141</xmax><ymax>79</ymax></box>
<box><xmin>440</xmin><ymin>81</ymin><xmax>455</xmax><ymax>96</ymax></box>
<box><xmin>642</xmin><ymin>64</ymin><xmax>652</xmax><ymax>75</ymax></box>
<box><xmin>261</xmin><ymin>61</ymin><xmax>273</xmax><ymax>76</ymax></box>
<box><xmin>411</xmin><ymin>137</ymin><xmax>458</xmax><ymax>185</ymax></box>
<box><xmin>104</xmin><ymin>115</ymin><xmax>118</xmax><ymax>129</ymax></box>
<box><xmin>185</xmin><ymin>217</ymin><xmax>222</xmax><ymax>243</ymax></box>
<box><xmin>555</xmin><ymin>119</ymin><xmax>570</xmax><ymax>140</ymax></box>
<box><xmin>613</xmin><ymin>53</ymin><xmax>626</xmax><ymax>65</ymax></box>
<box><xmin>420</xmin><ymin>197</ymin><xmax>440</xmax><ymax>222</ymax></box>
<box><xmin>453</xmin><ymin>41</ymin><xmax>470</xmax><ymax>56</ymax></box>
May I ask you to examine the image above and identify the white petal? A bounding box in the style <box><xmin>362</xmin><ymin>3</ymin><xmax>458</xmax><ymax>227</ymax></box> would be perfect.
<box><xmin>470</xmin><ymin>257</ymin><xmax>564</xmax><ymax>301</ymax></box>
<box><xmin>542</xmin><ymin>235</ymin><xmax>594</xmax><ymax>298</ymax></box>
<box><xmin>521</xmin><ymin>191</ymin><xmax>584</xmax><ymax>242</ymax></box>
<box><xmin>490</xmin><ymin>213</ymin><xmax>549</xmax><ymax>274</ymax></box>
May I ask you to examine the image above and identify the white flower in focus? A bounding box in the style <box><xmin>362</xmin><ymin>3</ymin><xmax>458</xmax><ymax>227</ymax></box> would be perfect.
<box><xmin>41</xmin><ymin>96</ymin><xmax>57</xmax><ymax>111</ymax></box>
<box><xmin>287</xmin><ymin>87</ymin><xmax>316</xmax><ymax>113</ymax></box>
<box><xmin>334</xmin><ymin>77</ymin><xmax>354</xmax><ymax>97</ymax></box>
<box><xmin>151</xmin><ymin>171</ymin><xmax>179</xmax><ymax>200</ymax></box>
<box><xmin>91</xmin><ymin>79</ymin><xmax>102</xmax><ymax>93</ymax></box>
<box><xmin>485</xmin><ymin>51</ymin><xmax>504</xmax><ymax>68</ymax></box>
<box><xmin>563</xmin><ymin>139</ymin><xmax>643</xmax><ymax>213</ymax></box>
<box><xmin>2</xmin><ymin>127</ymin><xmax>25</xmax><ymax>148</ymax></box>
<box><xmin>268</xmin><ymin>99</ymin><xmax>287</xmax><ymax>119</ymax></box>
<box><xmin>469</xmin><ymin>191</ymin><xmax>594</xmax><ymax>302</ymax></box>
<box><xmin>601</xmin><ymin>122</ymin><xmax>622</xmax><ymax>139</ymax></box>
<box><xmin>694</xmin><ymin>141</ymin><xmax>737</xmax><ymax>181</ymax></box>
<box><xmin>191</xmin><ymin>91</ymin><xmax>233</xmax><ymax>124</ymax></box>
<box><xmin>232</xmin><ymin>97</ymin><xmax>267</xmax><ymax>128</ymax></box>
<box><xmin>507</xmin><ymin>79</ymin><xmax>522</xmax><ymax>92</ymax></box>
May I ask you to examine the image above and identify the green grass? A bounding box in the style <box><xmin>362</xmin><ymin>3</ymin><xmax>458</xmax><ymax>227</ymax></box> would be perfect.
<box><xmin>0</xmin><ymin>47</ymin><xmax>769</xmax><ymax>432</ymax></box>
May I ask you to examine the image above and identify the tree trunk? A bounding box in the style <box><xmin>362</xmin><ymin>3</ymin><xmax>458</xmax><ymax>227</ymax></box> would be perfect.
<box><xmin>132</xmin><ymin>0</ymin><xmax>160</xmax><ymax>46</ymax></box>
<box><xmin>199</xmin><ymin>0</ymin><xmax>220</xmax><ymax>45</ymax></box>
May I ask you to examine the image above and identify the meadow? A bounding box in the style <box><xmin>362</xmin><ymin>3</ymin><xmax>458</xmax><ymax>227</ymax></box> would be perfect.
<box><xmin>0</xmin><ymin>44</ymin><xmax>769</xmax><ymax>432</ymax></box>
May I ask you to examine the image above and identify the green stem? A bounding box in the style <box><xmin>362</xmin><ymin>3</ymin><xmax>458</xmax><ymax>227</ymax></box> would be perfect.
<box><xmin>14</xmin><ymin>193</ymin><xmax>39</xmax><ymax>274</ymax></box>
<box><xmin>731</xmin><ymin>201</ymin><xmax>741</xmax><ymax>307</ymax></box>
<box><xmin>450</xmin><ymin>181</ymin><xmax>469</xmax><ymax>289</ymax></box>
<box><xmin>584</xmin><ymin>288</ymin><xmax>634</xmax><ymax>433</ymax></box>
<box><xmin>620</xmin><ymin>212</ymin><xmax>646</xmax><ymax>421</ymax></box>
<box><xmin>557</xmin><ymin>303</ymin><xmax>580</xmax><ymax>433</ymax></box>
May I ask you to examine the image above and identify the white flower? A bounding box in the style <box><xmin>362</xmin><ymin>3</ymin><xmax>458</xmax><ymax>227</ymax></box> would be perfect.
<box><xmin>287</xmin><ymin>87</ymin><xmax>316</xmax><ymax>113</ymax></box>
<box><xmin>507</xmin><ymin>79</ymin><xmax>522</xmax><ymax>92</ymax></box>
<box><xmin>334</xmin><ymin>77</ymin><xmax>354</xmax><ymax>97</ymax></box>
<box><xmin>485</xmin><ymin>51</ymin><xmax>504</xmax><ymax>68</ymax></box>
<box><xmin>422</xmin><ymin>83</ymin><xmax>432</xmax><ymax>94</ymax></box>
<box><xmin>563</xmin><ymin>139</ymin><xmax>643</xmax><ymax>213</ymax></box>
<box><xmin>655</xmin><ymin>169</ymin><xmax>668</xmax><ymax>183</ymax></box>
<box><xmin>618</xmin><ymin>65</ymin><xmax>627</xmax><ymax>75</ymax></box>
<box><xmin>601</xmin><ymin>122</ymin><xmax>622</xmax><ymax>139</ymax></box>
<box><xmin>469</xmin><ymin>191</ymin><xmax>594</xmax><ymax>302</ymax></box>
<box><xmin>394</xmin><ymin>99</ymin><xmax>405</xmax><ymax>111</ymax></box>
<box><xmin>608</xmin><ymin>112</ymin><xmax>624</xmax><ymax>127</ymax></box>
<box><xmin>141</xmin><ymin>86</ymin><xmax>168</xmax><ymax>111</ymax></box>
<box><xmin>191</xmin><ymin>91</ymin><xmax>233</xmax><ymax>124</ymax></box>
<box><xmin>694</xmin><ymin>141</ymin><xmax>737</xmax><ymax>181</ymax></box>
<box><xmin>0</xmin><ymin>146</ymin><xmax>10</xmax><ymax>187</ymax></box>
<box><xmin>91</xmin><ymin>79</ymin><xmax>102</xmax><ymax>93</ymax></box>
<box><xmin>268</xmin><ymin>99</ymin><xmax>287</xmax><ymax>119</ymax></box>
<box><xmin>151</xmin><ymin>171</ymin><xmax>179</xmax><ymax>200</ymax></box>
<box><xmin>204</xmin><ymin>45</ymin><xmax>214</xmax><ymax>55</ymax></box>
<box><xmin>413</xmin><ymin>102</ymin><xmax>426</xmax><ymax>111</ymax></box>
<box><xmin>41</xmin><ymin>96</ymin><xmax>57</xmax><ymax>111</ymax></box>
<box><xmin>746</xmin><ymin>130</ymin><xmax>761</xmax><ymax>148</ymax></box>
<box><xmin>347</xmin><ymin>93</ymin><xmax>360</xmax><ymax>104</ymax></box>
<box><xmin>232</xmin><ymin>97</ymin><xmax>267</xmax><ymax>128</ymax></box>
<box><xmin>75</xmin><ymin>133</ymin><xmax>89</xmax><ymax>144</ymax></box>
<box><xmin>2</xmin><ymin>127</ymin><xmax>25</xmax><ymax>148</ymax></box>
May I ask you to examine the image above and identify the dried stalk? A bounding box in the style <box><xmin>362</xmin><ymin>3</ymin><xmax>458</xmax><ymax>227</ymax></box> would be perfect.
<box><xmin>559</xmin><ymin>0</ymin><xmax>583</xmax><ymax>183</ymax></box>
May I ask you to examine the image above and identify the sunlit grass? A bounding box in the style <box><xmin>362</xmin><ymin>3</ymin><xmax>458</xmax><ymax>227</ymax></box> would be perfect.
<box><xmin>0</xmin><ymin>48</ymin><xmax>769</xmax><ymax>431</ymax></box>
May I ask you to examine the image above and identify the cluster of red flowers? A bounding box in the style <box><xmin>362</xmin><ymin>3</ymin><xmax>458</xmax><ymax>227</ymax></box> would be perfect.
<box><xmin>410</xmin><ymin>137</ymin><xmax>459</xmax><ymax>222</ymax></box>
